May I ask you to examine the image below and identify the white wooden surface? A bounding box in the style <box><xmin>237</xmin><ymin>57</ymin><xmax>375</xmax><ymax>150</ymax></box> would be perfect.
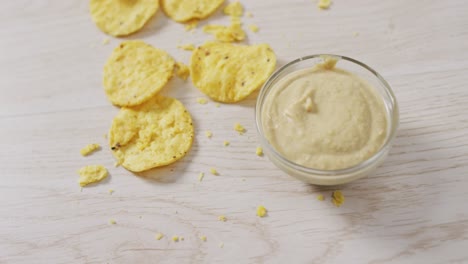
<box><xmin>1</xmin><ymin>0</ymin><xmax>468</xmax><ymax>263</ymax></box>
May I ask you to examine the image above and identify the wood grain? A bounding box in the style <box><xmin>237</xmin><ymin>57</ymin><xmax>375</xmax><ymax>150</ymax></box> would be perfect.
<box><xmin>1</xmin><ymin>0</ymin><xmax>468</xmax><ymax>263</ymax></box>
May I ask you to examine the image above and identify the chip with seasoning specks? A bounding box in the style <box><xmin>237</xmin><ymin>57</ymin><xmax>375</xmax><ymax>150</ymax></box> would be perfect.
<box><xmin>90</xmin><ymin>0</ymin><xmax>159</xmax><ymax>36</ymax></box>
<box><xmin>190</xmin><ymin>41</ymin><xmax>276</xmax><ymax>103</ymax></box>
<box><xmin>109</xmin><ymin>95</ymin><xmax>194</xmax><ymax>172</ymax></box>
<box><xmin>103</xmin><ymin>40</ymin><xmax>175</xmax><ymax>107</ymax></box>
<box><xmin>161</xmin><ymin>0</ymin><xmax>224</xmax><ymax>22</ymax></box>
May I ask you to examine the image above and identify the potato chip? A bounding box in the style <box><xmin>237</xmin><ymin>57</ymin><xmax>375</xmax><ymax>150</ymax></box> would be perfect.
<box><xmin>78</xmin><ymin>165</ymin><xmax>108</xmax><ymax>187</ymax></box>
<box><xmin>161</xmin><ymin>0</ymin><xmax>224</xmax><ymax>22</ymax></box>
<box><xmin>223</xmin><ymin>1</ymin><xmax>243</xmax><ymax>17</ymax></box>
<box><xmin>190</xmin><ymin>41</ymin><xmax>276</xmax><ymax>102</ymax></box>
<box><xmin>104</xmin><ymin>40</ymin><xmax>175</xmax><ymax>107</ymax></box>
<box><xmin>90</xmin><ymin>0</ymin><xmax>159</xmax><ymax>36</ymax></box>
<box><xmin>109</xmin><ymin>95</ymin><xmax>194</xmax><ymax>172</ymax></box>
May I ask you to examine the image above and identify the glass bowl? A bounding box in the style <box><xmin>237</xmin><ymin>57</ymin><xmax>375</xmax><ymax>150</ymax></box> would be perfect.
<box><xmin>255</xmin><ymin>55</ymin><xmax>399</xmax><ymax>185</ymax></box>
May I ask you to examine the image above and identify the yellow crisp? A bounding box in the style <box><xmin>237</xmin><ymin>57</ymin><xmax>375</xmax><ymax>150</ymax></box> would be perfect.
<box><xmin>256</xmin><ymin>205</ymin><xmax>267</xmax><ymax>217</ymax></box>
<box><xmin>203</xmin><ymin>22</ymin><xmax>245</xmax><ymax>43</ymax></box>
<box><xmin>109</xmin><ymin>219</ymin><xmax>116</xmax><ymax>224</ymax></box>
<box><xmin>161</xmin><ymin>0</ymin><xmax>224</xmax><ymax>22</ymax></box>
<box><xmin>234</xmin><ymin>123</ymin><xmax>245</xmax><ymax>134</ymax></box>
<box><xmin>200</xmin><ymin>235</ymin><xmax>207</xmax><ymax>242</ymax></box>
<box><xmin>155</xmin><ymin>233</ymin><xmax>164</xmax><ymax>240</ymax></box>
<box><xmin>109</xmin><ymin>189</ymin><xmax>114</xmax><ymax>195</ymax></box>
<box><xmin>332</xmin><ymin>190</ymin><xmax>345</xmax><ymax>207</ymax></box>
<box><xmin>256</xmin><ymin>147</ymin><xmax>263</xmax><ymax>156</ymax></box>
<box><xmin>248</xmin><ymin>24</ymin><xmax>259</xmax><ymax>33</ymax></box>
<box><xmin>184</xmin><ymin>20</ymin><xmax>198</xmax><ymax>31</ymax></box>
<box><xmin>102</xmin><ymin>38</ymin><xmax>110</xmax><ymax>45</ymax></box>
<box><xmin>172</xmin><ymin>236</ymin><xmax>179</xmax><ymax>242</ymax></box>
<box><xmin>178</xmin><ymin>43</ymin><xmax>196</xmax><ymax>51</ymax></box>
<box><xmin>205</xmin><ymin>130</ymin><xmax>213</xmax><ymax>138</ymax></box>
<box><xmin>175</xmin><ymin>62</ymin><xmax>190</xmax><ymax>81</ymax></box>
<box><xmin>218</xmin><ymin>215</ymin><xmax>227</xmax><ymax>222</ymax></box>
<box><xmin>223</xmin><ymin>141</ymin><xmax>230</xmax><ymax>146</ymax></box>
<box><xmin>197</xmin><ymin>98</ymin><xmax>208</xmax><ymax>104</ymax></box>
<box><xmin>78</xmin><ymin>165</ymin><xmax>108</xmax><ymax>187</ymax></box>
<box><xmin>80</xmin><ymin>143</ymin><xmax>101</xmax><ymax>156</ymax></box>
<box><xmin>224</xmin><ymin>1</ymin><xmax>243</xmax><ymax>17</ymax></box>
<box><xmin>317</xmin><ymin>194</ymin><xmax>324</xmax><ymax>201</ymax></box>
<box><xmin>109</xmin><ymin>96</ymin><xmax>194</xmax><ymax>172</ymax></box>
<box><xmin>318</xmin><ymin>0</ymin><xmax>331</xmax><ymax>9</ymax></box>
<box><xmin>90</xmin><ymin>0</ymin><xmax>159</xmax><ymax>37</ymax></box>
<box><xmin>190</xmin><ymin>41</ymin><xmax>276</xmax><ymax>103</ymax></box>
<box><xmin>210</xmin><ymin>168</ymin><xmax>218</xmax><ymax>175</ymax></box>
<box><xmin>198</xmin><ymin>172</ymin><xmax>205</xmax><ymax>182</ymax></box>
<box><xmin>104</xmin><ymin>41</ymin><xmax>175</xmax><ymax>107</ymax></box>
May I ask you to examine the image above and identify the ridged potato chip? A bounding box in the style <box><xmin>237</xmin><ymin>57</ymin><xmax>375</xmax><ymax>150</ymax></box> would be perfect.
<box><xmin>190</xmin><ymin>41</ymin><xmax>277</xmax><ymax>103</ymax></box>
<box><xmin>103</xmin><ymin>40</ymin><xmax>175</xmax><ymax>107</ymax></box>
<box><xmin>90</xmin><ymin>0</ymin><xmax>159</xmax><ymax>36</ymax></box>
<box><xmin>161</xmin><ymin>0</ymin><xmax>224</xmax><ymax>22</ymax></box>
<box><xmin>109</xmin><ymin>95</ymin><xmax>194</xmax><ymax>172</ymax></box>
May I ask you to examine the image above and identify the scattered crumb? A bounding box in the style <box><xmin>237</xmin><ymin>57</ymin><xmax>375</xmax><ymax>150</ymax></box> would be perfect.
<box><xmin>318</xmin><ymin>0</ymin><xmax>332</xmax><ymax>9</ymax></box>
<box><xmin>175</xmin><ymin>62</ymin><xmax>190</xmax><ymax>81</ymax></box>
<box><xmin>184</xmin><ymin>20</ymin><xmax>198</xmax><ymax>31</ymax></box>
<box><xmin>155</xmin><ymin>233</ymin><xmax>164</xmax><ymax>240</ymax></box>
<box><xmin>205</xmin><ymin>130</ymin><xmax>213</xmax><ymax>138</ymax></box>
<box><xmin>224</xmin><ymin>1</ymin><xmax>243</xmax><ymax>17</ymax></box>
<box><xmin>198</xmin><ymin>172</ymin><xmax>205</xmax><ymax>182</ymax></box>
<box><xmin>256</xmin><ymin>205</ymin><xmax>267</xmax><ymax>217</ymax></box>
<box><xmin>180</xmin><ymin>236</ymin><xmax>185</xmax><ymax>241</ymax></box>
<box><xmin>210</xmin><ymin>168</ymin><xmax>219</xmax><ymax>175</ymax></box>
<box><xmin>223</xmin><ymin>141</ymin><xmax>230</xmax><ymax>147</ymax></box>
<box><xmin>218</xmin><ymin>215</ymin><xmax>227</xmax><ymax>222</ymax></box>
<box><xmin>102</xmin><ymin>38</ymin><xmax>110</xmax><ymax>45</ymax></box>
<box><xmin>242</xmin><ymin>178</ymin><xmax>246</xmax><ymax>182</ymax></box>
<box><xmin>80</xmin><ymin>187</ymin><xmax>83</xmax><ymax>192</ymax></box>
<box><xmin>109</xmin><ymin>219</ymin><xmax>116</xmax><ymax>225</ymax></box>
<box><xmin>109</xmin><ymin>189</ymin><xmax>114</xmax><ymax>195</ymax></box>
<box><xmin>80</xmin><ymin>143</ymin><xmax>101</xmax><ymax>156</ymax></box>
<box><xmin>332</xmin><ymin>190</ymin><xmax>345</xmax><ymax>207</ymax></box>
<box><xmin>219</xmin><ymin>242</ymin><xmax>224</xmax><ymax>248</ymax></box>
<box><xmin>139</xmin><ymin>216</ymin><xmax>142</xmax><ymax>219</ymax></box>
<box><xmin>200</xmin><ymin>235</ymin><xmax>207</xmax><ymax>242</ymax></box>
<box><xmin>234</xmin><ymin>123</ymin><xmax>246</xmax><ymax>135</ymax></box>
<box><xmin>172</xmin><ymin>236</ymin><xmax>179</xmax><ymax>242</ymax></box>
<box><xmin>178</xmin><ymin>43</ymin><xmax>196</xmax><ymax>51</ymax></box>
<box><xmin>215</xmin><ymin>103</ymin><xmax>220</xmax><ymax>108</ymax></box>
<box><xmin>353</xmin><ymin>32</ymin><xmax>360</xmax><ymax>37</ymax></box>
<box><xmin>197</xmin><ymin>98</ymin><xmax>208</xmax><ymax>105</ymax></box>
<box><xmin>248</xmin><ymin>24</ymin><xmax>259</xmax><ymax>33</ymax></box>
<box><xmin>78</xmin><ymin>165</ymin><xmax>108</xmax><ymax>187</ymax></box>
<box><xmin>114</xmin><ymin>162</ymin><xmax>121</xmax><ymax>168</ymax></box>
<box><xmin>317</xmin><ymin>194</ymin><xmax>325</xmax><ymax>201</ymax></box>
<box><xmin>246</xmin><ymin>12</ymin><xmax>253</xmax><ymax>18</ymax></box>
<box><xmin>256</xmin><ymin>147</ymin><xmax>263</xmax><ymax>156</ymax></box>
<box><xmin>104</xmin><ymin>133</ymin><xmax>108</xmax><ymax>139</ymax></box>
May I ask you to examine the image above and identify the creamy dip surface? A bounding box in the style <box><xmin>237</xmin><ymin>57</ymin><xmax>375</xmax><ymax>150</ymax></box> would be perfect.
<box><xmin>262</xmin><ymin>60</ymin><xmax>388</xmax><ymax>170</ymax></box>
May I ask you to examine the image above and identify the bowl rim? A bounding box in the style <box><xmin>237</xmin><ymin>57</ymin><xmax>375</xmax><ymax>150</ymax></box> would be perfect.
<box><xmin>255</xmin><ymin>54</ymin><xmax>399</xmax><ymax>180</ymax></box>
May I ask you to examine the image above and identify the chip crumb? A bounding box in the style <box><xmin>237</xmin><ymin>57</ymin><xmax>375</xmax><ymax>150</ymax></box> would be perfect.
<box><xmin>197</xmin><ymin>98</ymin><xmax>208</xmax><ymax>105</ymax></box>
<box><xmin>224</xmin><ymin>1</ymin><xmax>243</xmax><ymax>17</ymax></box>
<box><xmin>175</xmin><ymin>62</ymin><xmax>190</xmax><ymax>81</ymax></box>
<box><xmin>180</xmin><ymin>236</ymin><xmax>185</xmax><ymax>241</ymax></box>
<box><xmin>219</xmin><ymin>242</ymin><xmax>224</xmax><ymax>248</ymax></box>
<box><xmin>246</xmin><ymin>12</ymin><xmax>253</xmax><ymax>18</ymax></box>
<box><xmin>200</xmin><ymin>235</ymin><xmax>207</xmax><ymax>242</ymax></box>
<box><xmin>215</xmin><ymin>103</ymin><xmax>220</xmax><ymax>108</ymax></box>
<box><xmin>155</xmin><ymin>233</ymin><xmax>164</xmax><ymax>240</ymax></box>
<box><xmin>256</xmin><ymin>205</ymin><xmax>267</xmax><ymax>217</ymax></box>
<box><xmin>114</xmin><ymin>161</ymin><xmax>121</xmax><ymax>168</ymax></box>
<box><xmin>256</xmin><ymin>147</ymin><xmax>263</xmax><ymax>156</ymax></box>
<box><xmin>184</xmin><ymin>20</ymin><xmax>198</xmax><ymax>31</ymax></box>
<box><xmin>109</xmin><ymin>189</ymin><xmax>114</xmax><ymax>195</ymax></box>
<box><xmin>210</xmin><ymin>168</ymin><xmax>219</xmax><ymax>175</ymax></box>
<box><xmin>80</xmin><ymin>143</ymin><xmax>101</xmax><ymax>156</ymax></box>
<box><xmin>102</xmin><ymin>38</ymin><xmax>110</xmax><ymax>45</ymax></box>
<box><xmin>172</xmin><ymin>236</ymin><xmax>179</xmax><ymax>242</ymax></box>
<box><xmin>178</xmin><ymin>43</ymin><xmax>196</xmax><ymax>51</ymax></box>
<box><xmin>317</xmin><ymin>194</ymin><xmax>325</xmax><ymax>201</ymax></box>
<box><xmin>205</xmin><ymin>130</ymin><xmax>213</xmax><ymax>138</ymax></box>
<box><xmin>223</xmin><ymin>141</ymin><xmax>230</xmax><ymax>147</ymax></box>
<box><xmin>353</xmin><ymin>32</ymin><xmax>360</xmax><ymax>37</ymax></box>
<box><xmin>234</xmin><ymin>123</ymin><xmax>246</xmax><ymax>134</ymax></box>
<box><xmin>78</xmin><ymin>165</ymin><xmax>108</xmax><ymax>187</ymax></box>
<box><xmin>104</xmin><ymin>133</ymin><xmax>108</xmax><ymax>139</ymax></box>
<box><xmin>218</xmin><ymin>215</ymin><xmax>227</xmax><ymax>222</ymax></box>
<box><xmin>80</xmin><ymin>187</ymin><xmax>83</xmax><ymax>192</ymax></box>
<box><xmin>203</xmin><ymin>21</ymin><xmax>246</xmax><ymax>43</ymax></box>
<box><xmin>318</xmin><ymin>0</ymin><xmax>332</xmax><ymax>9</ymax></box>
<box><xmin>332</xmin><ymin>190</ymin><xmax>345</xmax><ymax>207</ymax></box>
<box><xmin>242</xmin><ymin>178</ymin><xmax>246</xmax><ymax>181</ymax></box>
<box><xmin>109</xmin><ymin>219</ymin><xmax>116</xmax><ymax>225</ymax></box>
<box><xmin>248</xmin><ymin>24</ymin><xmax>259</xmax><ymax>33</ymax></box>
<box><xmin>198</xmin><ymin>172</ymin><xmax>205</xmax><ymax>182</ymax></box>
